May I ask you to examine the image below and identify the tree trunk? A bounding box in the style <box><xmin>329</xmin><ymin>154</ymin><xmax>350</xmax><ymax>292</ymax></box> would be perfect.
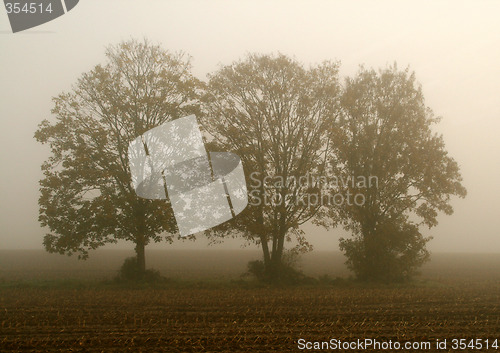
<box><xmin>270</xmin><ymin>232</ymin><xmax>285</xmax><ymax>264</ymax></box>
<box><xmin>261</xmin><ymin>235</ymin><xmax>271</xmax><ymax>266</ymax></box>
<box><xmin>266</xmin><ymin>227</ymin><xmax>286</xmax><ymax>278</ymax></box>
<box><xmin>134</xmin><ymin>201</ymin><xmax>147</xmax><ymax>276</ymax></box>
<box><xmin>256</xmin><ymin>198</ymin><xmax>271</xmax><ymax>267</ymax></box>
<box><xmin>135</xmin><ymin>238</ymin><xmax>146</xmax><ymax>274</ymax></box>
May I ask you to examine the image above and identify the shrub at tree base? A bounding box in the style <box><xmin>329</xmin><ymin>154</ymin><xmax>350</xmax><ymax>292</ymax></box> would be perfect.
<box><xmin>340</xmin><ymin>220</ymin><xmax>431</xmax><ymax>282</ymax></box>
<box><xmin>116</xmin><ymin>257</ymin><xmax>163</xmax><ymax>283</ymax></box>
<box><xmin>245</xmin><ymin>260</ymin><xmax>316</xmax><ymax>285</ymax></box>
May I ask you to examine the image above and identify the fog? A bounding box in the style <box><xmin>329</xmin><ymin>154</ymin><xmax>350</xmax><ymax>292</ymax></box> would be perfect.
<box><xmin>0</xmin><ymin>0</ymin><xmax>499</xmax><ymax>253</ymax></box>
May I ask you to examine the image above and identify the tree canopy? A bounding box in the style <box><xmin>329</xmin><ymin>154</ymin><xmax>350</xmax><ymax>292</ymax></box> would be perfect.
<box><xmin>34</xmin><ymin>39</ymin><xmax>200</xmax><ymax>272</ymax></box>
<box><xmin>201</xmin><ymin>54</ymin><xmax>341</xmax><ymax>278</ymax></box>
<box><xmin>332</xmin><ymin>65</ymin><xmax>467</xmax><ymax>280</ymax></box>
<box><xmin>34</xmin><ymin>40</ymin><xmax>466</xmax><ymax>282</ymax></box>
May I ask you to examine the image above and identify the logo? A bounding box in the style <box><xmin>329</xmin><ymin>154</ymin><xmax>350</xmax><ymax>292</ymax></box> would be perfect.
<box><xmin>4</xmin><ymin>0</ymin><xmax>79</xmax><ymax>33</ymax></box>
<box><xmin>127</xmin><ymin>115</ymin><xmax>248</xmax><ymax>237</ymax></box>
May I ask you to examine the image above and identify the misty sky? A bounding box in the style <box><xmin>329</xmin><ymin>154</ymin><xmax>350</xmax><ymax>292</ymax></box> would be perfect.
<box><xmin>0</xmin><ymin>1</ymin><xmax>499</xmax><ymax>253</ymax></box>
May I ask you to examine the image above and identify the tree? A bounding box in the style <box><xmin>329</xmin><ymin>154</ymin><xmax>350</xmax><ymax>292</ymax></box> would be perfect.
<box><xmin>34</xmin><ymin>39</ymin><xmax>200</xmax><ymax>275</ymax></box>
<box><xmin>201</xmin><ymin>54</ymin><xmax>341</xmax><ymax>279</ymax></box>
<box><xmin>332</xmin><ymin>64</ymin><xmax>467</xmax><ymax>281</ymax></box>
